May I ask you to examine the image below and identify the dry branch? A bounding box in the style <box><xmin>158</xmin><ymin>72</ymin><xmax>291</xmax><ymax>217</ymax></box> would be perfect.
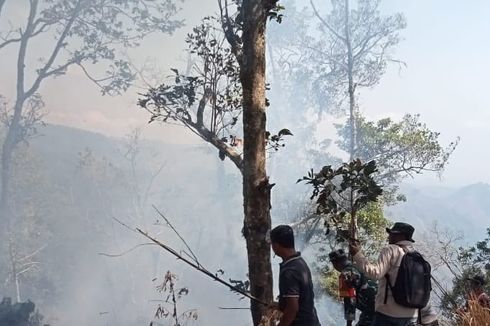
<box><xmin>136</xmin><ymin>228</ymin><xmax>270</xmax><ymax>307</ymax></box>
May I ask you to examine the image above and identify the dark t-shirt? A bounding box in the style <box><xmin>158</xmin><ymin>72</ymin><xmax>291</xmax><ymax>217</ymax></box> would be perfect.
<box><xmin>279</xmin><ymin>253</ymin><xmax>321</xmax><ymax>326</ymax></box>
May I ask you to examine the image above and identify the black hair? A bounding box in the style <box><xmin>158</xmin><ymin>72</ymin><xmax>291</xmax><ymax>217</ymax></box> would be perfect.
<box><xmin>329</xmin><ymin>249</ymin><xmax>348</xmax><ymax>263</ymax></box>
<box><xmin>270</xmin><ymin>225</ymin><xmax>295</xmax><ymax>248</ymax></box>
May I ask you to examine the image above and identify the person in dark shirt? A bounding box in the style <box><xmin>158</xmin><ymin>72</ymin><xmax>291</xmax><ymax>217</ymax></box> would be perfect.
<box><xmin>270</xmin><ymin>225</ymin><xmax>321</xmax><ymax>326</ymax></box>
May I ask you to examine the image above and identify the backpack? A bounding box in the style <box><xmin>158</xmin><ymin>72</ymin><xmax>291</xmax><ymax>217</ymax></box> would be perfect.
<box><xmin>385</xmin><ymin>245</ymin><xmax>432</xmax><ymax>309</ymax></box>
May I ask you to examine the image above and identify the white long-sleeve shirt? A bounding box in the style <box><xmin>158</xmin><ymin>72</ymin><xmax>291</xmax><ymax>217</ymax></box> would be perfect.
<box><xmin>353</xmin><ymin>240</ymin><xmax>418</xmax><ymax>319</ymax></box>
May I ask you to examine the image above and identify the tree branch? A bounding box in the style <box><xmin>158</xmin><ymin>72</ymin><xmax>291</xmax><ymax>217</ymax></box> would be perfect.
<box><xmin>31</xmin><ymin>20</ymin><xmax>52</xmax><ymax>37</ymax></box>
<box><xmin>352</xmin><ymin>30</ymin><xmax>385</xmax><ymax>60</ymax></box>
<box><xmin>0</xmin><ymin>34</ymin><xmax>21</xmax><ymax>51</ymax></box>
<box><xmin>77</xmin><ymin>63</ymin><xmax>114</xmax><ymax>89</ymax></box>
<box><xmin>136</xmin><ymin>228</ymin><xmax>270</xmax><ymax>307</ymax></box>
<box><xmin>218</xmin><ymin>0</ymin><xmax>242</xmax><ymax>64</ymax></box>
<box><xmin>17</xmin><ymin>264</ymin><xmax>39</xmax><ymax>276</ymax></box>
<box><xmin>191</xmin><ymin>120</ymin><xmax>243</xmax><ymax>172</ymax></box>
<box><xmin>152</xmin><ymin>206</ymin><xmax>201</xmax><ymax>266</ymax></box>
<box><xmin>310</xmin><ymin>0</ymin><xmax>347</xmax><ymax>42</ymax></box>
<box><xmin>25</xmin><ymin>0</ymin><xmax>81</xmax><ymax>99</ymax></box>
<box><xmin>143</xmin><ymin>162</ymin><xmax>166</xmax><ymax>204</ymax></box>
<box><xmin>196</xmin><ymin>88</ymin><xmax>212</xmax><ymax>127</ymax></box>
<box><xmin>43</xmin><ymin>60</ymin><xmax>76</xmax><ymax>79</ymax></box>
<box><xmin>16</xmin><ymin>0</ymin><xmax>39</xmax><ymax>99</ymax></box>
<box><xmin>98</xmin><ymin>243</ymin><xmax>156</xmax><ymax>258</ymax></box>
<box><xmin>144</xmin><ymin>99</ymin><xmax>243</xmax><ymax>172</ymax></box>
<box><xmin>17</xmin><ymin>244</ymin><xmax>46</xmax><ymax>263</ymax></box>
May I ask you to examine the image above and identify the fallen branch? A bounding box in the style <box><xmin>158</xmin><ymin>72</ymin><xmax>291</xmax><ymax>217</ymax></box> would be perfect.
<box><xmin>152</xmin><ymin>205</ymin><xmax>200</xmax><ymax>266</ymax></box>
<box><xmin>98</xmin><ymin>243</ymin><xmax>156</xmax><ymax>257</ymax></box>
<box><xmin>136</xmin><ymin>228</ymin><xmax>270</xmax><ymax>307</ymax></box>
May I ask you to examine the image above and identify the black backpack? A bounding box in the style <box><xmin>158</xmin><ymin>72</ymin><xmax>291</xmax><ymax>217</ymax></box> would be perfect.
<box><xmin>385</xmin><ymin>245</ymin><xmax>432</xmax><ymax>309</ymax></box>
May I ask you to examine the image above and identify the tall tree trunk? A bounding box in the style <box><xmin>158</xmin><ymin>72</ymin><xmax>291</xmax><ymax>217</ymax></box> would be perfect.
<box><xmin>344</xmin><ymin>0</ymin><xmax>358</xmax><ymax>240</ymax></box>
<box><xmin>1</xmin><ymin>135</ymin><xmax>13</xmax><ymax>230</ymax></box>
<box><xmin>1</xmin><ymin>0</ymin><xmax>37</xmax><ymax>232</ymax></box>
<box><xmin>344</xmin><ymin>0</ymin><xmax>355</xmax><ymax>162</ymax></box>
<box><xmin>240</xmin><ymin>0</ymin><xmax>273</xmax><ymax>324</ymax></box>
<box><xmin>8</xmin><ymin>237</ymin><xmax>21</xmax><ymax>302</ymax></box>
<box><xmin>1</xmin><ymin>100</ymin><xmax>25</xmax><ymax>244</ymax></box>
<box><xmin>0</xmin><ymin>3</ymin><xmax>36</xmax><ymax>301</ymax></box>
<box><xmin>1</xmin><ymin>128</ymin><xmax>17</xmax><ymax>298</ymax></box>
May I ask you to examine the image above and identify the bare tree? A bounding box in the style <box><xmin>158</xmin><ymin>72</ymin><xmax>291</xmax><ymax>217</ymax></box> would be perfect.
<box><xmin>0</xmin><ymin>94</ymin><xmax>46</xmax><ymax>301</ymax></box>
<box><xmin>295</xmin><ymin>0</ymin><xmax>405</xmax><ymax>239</ymax></box>
<box><xmin>7</xmin><ymin>238</ymin><xmax>45</xmax><ymax>302</ymax></box>
<box><xmin>122</xmin><ymin>128</ymin><xmax>165</xmax><ymax>226</ymax></box>
<box><xmin>308</xmin><ymin>0</ymin><xmax>406</xmax><ymax>159</ymax></box>
<box><xmin>0</xmin><ymin>0</ymin><xmax>182</xmax><ymax>241</ymax></box>
<box><xmin>0</xmin><ymin>143</ymin><xmax>50</xmax><ymax>302</ymax></box>
<box><xmin>420</xmin><ymin>226</ymin><xmax>469</xmax><ymax>317</ymax></box>
<box><xmin>120</xmin><ymin>128</ymin><xmax>166</xmax><ymax>279</ymax></box>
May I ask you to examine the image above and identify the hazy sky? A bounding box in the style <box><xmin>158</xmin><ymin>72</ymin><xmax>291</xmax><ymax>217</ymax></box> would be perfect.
<box><xmin>362</xmin><ymin>0</ymin><xmax>490</xmax><ymax>187</ymax></box>
<box><xmin>1</xmin><ymin>0</ymin><xmax>489</xmax><ymax>186</ymax></box>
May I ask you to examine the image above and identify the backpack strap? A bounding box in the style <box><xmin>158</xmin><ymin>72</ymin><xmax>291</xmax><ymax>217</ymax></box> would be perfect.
<box><xmin>397</xmin><ymin>243</ymin><xmax>410</xmax><ymax>253</ymax></box>
<box><xmin>384</xmin><ymin>274</ymin><xmax>390</xmax><ymax>304</ymax></box>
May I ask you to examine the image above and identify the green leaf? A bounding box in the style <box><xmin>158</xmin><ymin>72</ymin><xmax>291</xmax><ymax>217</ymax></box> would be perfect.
<box><xmin>278</xmin><ymin>128</ymin><xmax>293</xmax><ymax>137</ymax></box>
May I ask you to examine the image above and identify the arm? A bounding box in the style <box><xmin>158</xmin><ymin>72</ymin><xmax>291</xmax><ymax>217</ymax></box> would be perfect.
<box><xmin>351</xmin><ymin>246</ymin><xmax>394</xmax><ymax>280</ymax></box>
<box><xmin>278</xmin><ymin>297</ymin><xmax>299</xmax><ymax>326</ymax></box>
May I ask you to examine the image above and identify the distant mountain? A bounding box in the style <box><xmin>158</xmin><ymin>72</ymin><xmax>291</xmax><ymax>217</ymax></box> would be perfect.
<box><xmin>29</xmin><ymin>123</ymin><xmax>230</xmax><ymax>183</ymax></box>
<box><xmin>33</xmin><ymin>124</ymin><xmax>490</xmax><ymax>245</ymax></box>
<box><xmin>386</xmin><ymin>183</ymin><xmax>490</xmax><ymax>242</ymax></box>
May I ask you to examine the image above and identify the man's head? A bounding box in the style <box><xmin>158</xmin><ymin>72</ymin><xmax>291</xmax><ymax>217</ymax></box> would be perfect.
<box><xmin>386</xmin><ymin>222</ymin><xmax>415</xmax><ymax>244</ymax></box>
<box><xmin>329</xmin><ymin>249</ymin><xmax>348</xmax><ymax>272</ymax></box>
<box><xmin>270</xmin><ymin>225</ymin><xmax>295</xmax><ymax>258</ymax></box>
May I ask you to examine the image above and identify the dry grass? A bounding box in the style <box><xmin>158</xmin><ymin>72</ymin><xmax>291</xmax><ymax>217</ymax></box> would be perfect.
<box><xmin>258</xmin><ymin>307</ymin><xmax>282</xmax><ymax>326</ymax></box>
<box><xmin>459</xmin><ymin>300</ymin><xmax>490</xmax><ymax>326</ymax></box>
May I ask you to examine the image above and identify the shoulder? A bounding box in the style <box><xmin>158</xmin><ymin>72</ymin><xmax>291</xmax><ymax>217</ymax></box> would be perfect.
<box><xmin>280</xmin><ymin>266</ymin><xmax>300</xmax><ymax>280</ymax></box>
<box><xmin>286</xmin><ymin>256</ymin><xmax>310</xmax><ymax>272</ymax></box>
<box><xmin>281</xmin><ymin>258</ymin><xmax>311</xmax><ymax>283</ymax></box>
<box><xmin>381</xmin><ymin>244</ymin><xmax>401</xmax><ymax>256</ymax></box>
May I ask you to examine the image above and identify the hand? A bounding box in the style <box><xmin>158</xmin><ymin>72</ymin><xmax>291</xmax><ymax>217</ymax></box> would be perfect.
<box><xmin>349</xmin><ymin>241</ymin><xmax>361</xmax><ymax>256</ymax></box>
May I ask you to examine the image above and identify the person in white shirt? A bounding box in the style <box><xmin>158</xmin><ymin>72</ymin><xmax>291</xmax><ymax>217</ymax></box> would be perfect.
<box><xmin>349</xmin><ymin>222</ymin><xmax>419</xmax><ymax>326</ymax></box>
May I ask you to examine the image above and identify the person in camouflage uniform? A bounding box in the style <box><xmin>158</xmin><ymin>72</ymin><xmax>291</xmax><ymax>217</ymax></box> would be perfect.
<box><xmin>329</xmin><ymin>249</ymin><xmax>377</xmax><ymax>326</ymax></box>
